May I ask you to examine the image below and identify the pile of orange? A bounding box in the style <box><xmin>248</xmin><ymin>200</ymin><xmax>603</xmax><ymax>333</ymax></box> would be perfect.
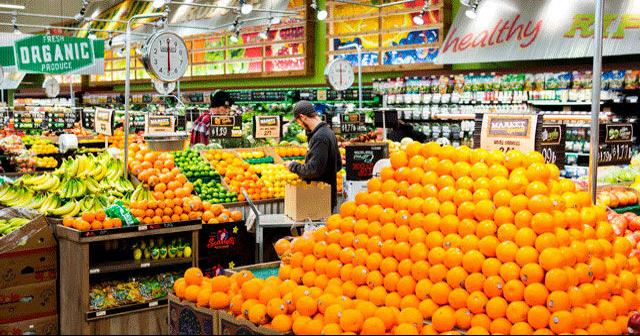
<box><xmin>275</xmin><ymin>146</ymin><xmax>307</xmax><ymax>158</ymax></box>
<box><xmin>175</xmin><ymin>142</ymin><xmax>640</xmax><ymax>335</ymax></box>
<box><xmin>62</xmin><ymin>210</ymin><xmax>122</xmax><ymax>231</ymax></box>
<box><xmin>202</xmin><ymin>150</ymin><xmax>272</xmax><ymax>201</ymax></box>
<box><xmin>129</xmin><ymin>196</ymin><xmax>241</xmax><ymax>225</ymax></box>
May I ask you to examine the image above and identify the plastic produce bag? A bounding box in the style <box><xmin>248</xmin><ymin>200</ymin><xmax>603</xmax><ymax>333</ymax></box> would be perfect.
<box><xmin>105</xmin><ymin>200</ymin><xmax>139</xmax><ymax>227</ymax></box>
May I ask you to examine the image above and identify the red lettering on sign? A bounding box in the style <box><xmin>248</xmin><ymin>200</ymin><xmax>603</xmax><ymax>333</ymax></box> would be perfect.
<box><xmin>443</xmin><ymin>15</ymin><xmax>542</xmax><ymax>53</ymax></box>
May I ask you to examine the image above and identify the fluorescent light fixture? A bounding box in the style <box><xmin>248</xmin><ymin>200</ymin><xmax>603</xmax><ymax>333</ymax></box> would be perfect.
<box><xmin>413</xmin><ymin>14</ymin><xmax>424</xmax><ymax>25</ymax></box>
<box><xmin>91</xmin><ymin>9</ymin><xmax>100</xmax><ymax>19</ymax></box>
<box><xmin>317</xmin><ymin>9</ymin><xmax>327</xmax><ymax>20</ymax></box>
<box><xmin>270</xmin><ymin>16</ymin><xmax>281</xmax><ymax>24</ymax></box>
<box><xmin>465</xmin><ymin>7</ymin><xmax>477</xmax><ymax>19</ymax></box>
<box><xmin>152</xmin><ymin>0</ymin><xmax>166</xmax><ymax>9</ymax></box>
<box><xmin>258</xmin><ymin>31</ymin><xmax>267</xmax><ymax>39</ymax></box>
<box><xmin>0</xmin><ymin>3</ymin><xmax>25</xmax><ymax>10</ymax></box>
<box><xmin>240</xmin><ymin>3</ymin><xmax>253</xmax><ymax>15</ymax></box>
<box><xmin>229</xmin><ymin>33</ymin><xmax>239</xmax><ymax>43</ymax></box>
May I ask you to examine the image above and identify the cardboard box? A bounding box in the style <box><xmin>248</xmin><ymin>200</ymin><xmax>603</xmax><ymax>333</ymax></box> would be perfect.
<box><xmin>218</xmin><ymin>310</ymin><xmax>290</xmax><ymax>335</ymax></box>
<box><xmin>0</xmin><ymin>247</ymin><xmax>57</xmax><ymax>289</ymax></box>
<box><xmin>0</xmin><ymin>314</ymin><xmax>58</xmax><ymax>335</ymax></box>
<box><xmin>168</xmin><ymin>294</ymin><xmax>219</xmax><ymax>335</ymax></box>
<box><xmin>284</xmin><ymin>182</ymin><xmax>331</xmax><ymax>221</ymax></box>
<box><xmin>0</xmin><ymin>280</ymin><xmax>57</xmax><ymax>324</ymax></box>
<box><xmin>0</xmin><ymin>208</ymin><xmax>55</xmax><ymax>255</ymax></box>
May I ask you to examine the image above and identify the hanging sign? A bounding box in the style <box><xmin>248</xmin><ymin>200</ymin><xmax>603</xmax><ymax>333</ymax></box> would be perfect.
<box><xmin>210</xmin><ymin>115</ymin><xmax>242</xmax><ymax>138</ymax></box>
<box><xmin>598</xmin><ymin>123</ymin><xmax>634</xmax><ymax>166</ymax></box>
<box><xmin>478</xmin><ymin>114</ymin><xmax>539</xmax><ymax>153</ymax></box>
<box><xmin>0</xmin><ymin>33</ymin><xmax>104</xmax><ymax>74</ymax></box>
<box><xmin>340</xmin><ymin>113</ymin><xmax>368</xmax><ymax>134</ymax></box>
<box><xmin>253</xmin><ymin>115</ymin><xmax>283</xmax><ymax>139</ymax></box>
<box><xmin>345</xmin><ymin>143</ymin><xmax>389</xmax><ymax>181</ymax></box>
<box><xmin>436</xmin><ymin>0</ymin><xmax>640</xmax><ymax>64</ymax></box>
<box><xmin>145</xmin><ymin>115</ymin><xmax>176</xmax><ymax>134</ymax></box>
<box><xmin>94</xmin><ymin>108</ymin><xmax>114</xmax><ymax>136</ymax></box>
<box><xmin>538</xmin><ymin>124</ymin><xmax>566</xmax><ymax>169</ymax></box>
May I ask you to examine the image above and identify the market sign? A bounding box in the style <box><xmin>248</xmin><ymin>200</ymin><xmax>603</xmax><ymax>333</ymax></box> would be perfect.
<box><xmin>145</xmin><ymin>115</ymin><xmax>176</xmax><ymax>134</ymax></box>
<box><xmin>253</xmin><ymin>115</ymin><xmax>283</xmax><ymax>139</ymax></box>
<box><xmin>0</xmin><ymin>33</ymin><xmax>104</xmax><ymax>75</ymax></box>
<box><xmin>94</xmin><ymin>108</ymin><xmax>114</xmax><ymax>136</ymax></box>
<box><xmin>436</xmin><ymin>0</ymin><xmax>640</xmax><ymax>64</ymax></box>
<box><xmin>210</xmin><ymin>115</ymin><xmax>242</xmax><ymax>139</ymax></box>
<box><xmin>477</xmin><ymin>114</ymin><xmax>540</xmax><ymax>153</ymax></box>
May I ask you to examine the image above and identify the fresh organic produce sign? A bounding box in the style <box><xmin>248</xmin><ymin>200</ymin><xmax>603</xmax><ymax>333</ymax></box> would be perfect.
<box><xmin>252</xmin><ymin>115</ymin><xmax>283</xmax><ymax>139</ymax></box>
<box><xmin>0</xmin><ymin>33</ymin><xmax>104</xmax><ymax>74</ymax></box>
<box><xmin>478</xmin><ymin>114</ymin><xmax>539</xmax><ymax>153</ymax></box>
<box><xmin>210</xmin><ymin>115</ymin><xmax>242</xmax><ymax>138</ymax></box>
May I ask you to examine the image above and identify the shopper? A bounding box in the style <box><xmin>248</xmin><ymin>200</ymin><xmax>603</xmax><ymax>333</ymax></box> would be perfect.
<box><xmin>190</xmin><ymin>90</ymin><xmax>234</xmax><ymax>145</ymax></box>
<box><xmin>285</xmin><ymin>101</ymin><xmax>342</xmax><ymax>210</ymax></box>
<box><xmin>387</xmin><ymin>120</ymin><xmax>427</xmax><ymax>143</ymax></box>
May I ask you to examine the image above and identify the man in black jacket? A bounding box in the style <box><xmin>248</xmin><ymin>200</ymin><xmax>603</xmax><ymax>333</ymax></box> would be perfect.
<box><xmin>285</xmin><ymin>101</ymin><xmax>342</xmax><ymax>211</ymax></box>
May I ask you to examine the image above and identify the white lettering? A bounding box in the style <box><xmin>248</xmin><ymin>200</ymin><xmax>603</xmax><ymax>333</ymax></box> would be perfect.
<box><xmin>80</xmin><ymin>42</ymin><xmax>90</xmax><ymax>59</ymax></box>
<box><xmin>64</xmin><ymin>44</ymin><xmax>74</xmax><ymax>60</ymax></box>
<box><xmin>74</xmin><ymin>43</ymin><xmax>80</xmax><ymax>60</ymax></box>
<box><xmin>54</xmin><ymin>44</ymin><xmax>64</xmax><ymax>62</ymax></box>
<box><xmin>19</xmin><ymin>47</ymin><xmax>30</xmax><ymax>64</ymax></box>
<box><xmin>42</xmin><ymin>45</ymin><xmax>51</xmax><ymax>62</ymax></box>
<box><xmin>30</xmin><ymin>46</ymin><xmax>42</xmax><ymax>63</ymax></box>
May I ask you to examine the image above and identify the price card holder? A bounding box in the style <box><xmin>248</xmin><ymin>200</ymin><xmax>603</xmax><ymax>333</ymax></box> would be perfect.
<box><xmin>94</xmin><ymin>107</ymin><xmax>114</xmax><ymax>136</ymax></box>
<box><xmin>253</xmin><ymin>115</ymin><xmax>283</xmax><ymax>139</ymax></box>
<box><xmin>145</xmin><ymin>115</ymin><xmax>176</xmax><ymax>134</ymax></box>
<box><xmin>476</xmin><ymin>113</ymin><xmax>541</xmax><ymax>153</ymax></box>
<box><xmin>598</xmin><ymin>123</ymin><xmax>634</xmax><ymax>166</ymax></box>
<box><xmin>340</xmin><ymin>113</ymin><xmax>369</xmax><ymax>135</ymax></box>
<box><xmin>345</xmin><ymin>143</ymin><xmax>390</xmax><ymax>181</ymax></box>
<box><xmin>537</xmin><ymin>124</ymin><xmax>566</xmax><ymax>169</ymax></box>
<box><xmin>210</xmin><ymin>115</ymin><xmax>242</xmax><ymax>139</ymax></box>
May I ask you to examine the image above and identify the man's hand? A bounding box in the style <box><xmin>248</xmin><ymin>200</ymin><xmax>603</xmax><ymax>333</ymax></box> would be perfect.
<box><xmin>284</xmin><ymin>161</ymin><xmax>294</xmax><ymax>170</ymax></box>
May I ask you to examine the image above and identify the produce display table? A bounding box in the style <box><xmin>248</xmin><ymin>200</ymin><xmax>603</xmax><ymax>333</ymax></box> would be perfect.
<box><xmin>56</xmin><ymin>221</ymin><xmax>201</xmax><ymax>335</ymax></box>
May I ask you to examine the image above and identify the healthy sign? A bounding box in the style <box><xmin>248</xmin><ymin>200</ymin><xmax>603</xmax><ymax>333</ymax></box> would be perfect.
<box><xmin>0</xmin><ymin>33</ymin><xmax>104</xmax><ymax>75</ymax></box>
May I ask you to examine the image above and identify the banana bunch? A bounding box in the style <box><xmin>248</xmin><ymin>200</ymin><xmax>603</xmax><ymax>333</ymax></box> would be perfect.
<box><xmin>130</xmin><ymin>184</ymin><xmax>156</xmax><ymax>203</ymax></box>
<box><xmin>87</xmin><ymin>164</ymin><xmax>107</xmax><ymax>181</ymax></box>
<box><xmin>31</xmin><ymin>175</ymin><xmax>60</xmax><ymax>192</ymax></box>
<box><xmin>0</xmin><ymin>217</ymin><xmax>32</xmax><ymax>237</ymax></box>
<box><xmin>58</xmin><ymin>178</ymin><xmax>88</xmax><ymax>199</ymax></box>
<box><xmin>74</xmin><ymin>155</ymin><xmax>93</xmax><ymax>178</ymax></box>
<box><xmin>79</xmin><ymin>195</ymin><xmax>108</xmax><ymax>213</ymax></box>
<box><xmin>0</xmin><ymin>185</ymin><xmax>34</xmax><ymax>208</ymax></box>
<box><xmin>105</xmin><ymin>160</ymin><xmax>124</xmax><ymax>181</ymax></box>
<box><xmin>32</xmin><ymin>194</ymin><xmax>61</xmax><ymax>214</ymax></box>
<box><xmin>47</xmin><ymin>198</ymin><xmax>81</xmax><ymax>217</ymax></box>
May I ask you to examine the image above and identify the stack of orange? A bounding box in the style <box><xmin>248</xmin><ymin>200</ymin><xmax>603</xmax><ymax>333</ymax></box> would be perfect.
<box><xmin>275</xmin><ymin>146</ymin><xmax>307</xmax><ymax>159</ymax></box>
<box><xmin>62</xmin><ymin>210</ymin><xmax>122</xmax><ymax>231</ymax></box>
<box><xmin>202</xmin><ymin>150</ymin><xmax>271</xmax><ymax>201</ymax></box>
<box><xmin>174</xmin><ymin>142</ymin><xmax>640</xmax><ymax>335</ymax></box>
<box><xmin>129</xmin><ymin>196</ymin><xmax>242</xmax><ymax>225</ymax></box>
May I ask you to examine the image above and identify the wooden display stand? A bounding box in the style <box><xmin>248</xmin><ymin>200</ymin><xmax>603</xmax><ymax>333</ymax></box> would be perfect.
<box><xmin>56</xmin><ymin>221</ymin><xmax>202</xmax><ymax>335</ymax></box>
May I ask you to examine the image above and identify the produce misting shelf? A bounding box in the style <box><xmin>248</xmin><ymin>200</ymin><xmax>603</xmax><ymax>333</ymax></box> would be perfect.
<box><xmin>89</xmin><ymin>257</ymin><xmax>193</xmax><ymax>275</ymax></box>
<box><xmin>85</xmin><ymin>298</ymin><xmax>168</xmax><ymax>321</ymax></box>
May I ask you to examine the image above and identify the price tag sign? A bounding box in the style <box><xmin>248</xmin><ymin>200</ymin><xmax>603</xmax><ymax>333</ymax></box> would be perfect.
<box><xmin>253</xmin><ymin>115</ymin><xmax>283</xmax><ymax>139</ymax></box>
<box><xmin>317</xmin><ymin>89</ymin><xmax>328</xmax><ymax>101</ymax></box>
<box><xmin>479</xmin><ymin>114</ymin><xmax>539</xmax><ymax>153</ymax></box>
<box><xmin>145</xmin><ymin>115</ymin><xmax>175</xmax><ymax>134</ymax></box>
<box><xmin>211</xmin><ymin>115</ymin><xmax>242</xmax><ymax>139</ymax></box>
<box><xmin>340</xmin><ymin>113</ymin><xmax>368</xmax><ymax>134</ymax></box>
<box><xmin>598</xmin><ymin>123</ymin><xmax>634</xmax><ymax>166</ymax></box>
<box><xmin>538</xmin><ymin>124</ymin><xmax>566</xmax><ymax>169</ymax></box>
<box><xmin>345</xmin><ymin>143</ymin><xmax>389</xmax><ymax>181</ymax></box>
<box><xmin>94</xmin><ymin>107</ymin><xmax>114</xmax><ymax>136</ymax></box>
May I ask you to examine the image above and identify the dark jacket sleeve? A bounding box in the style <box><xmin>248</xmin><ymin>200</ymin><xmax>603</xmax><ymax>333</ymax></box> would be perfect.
<box><xmin>289</xmin><ymin>139</ymin><xmax>329</xmax><ymax>179</ymax></box>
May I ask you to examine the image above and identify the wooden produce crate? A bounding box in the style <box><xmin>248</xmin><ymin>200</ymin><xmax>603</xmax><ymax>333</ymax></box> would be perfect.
<box><xmin>168</xmin><ymin>294</ymin><xmax>219</xmax><ymax>335</ymax></box>
<box><xmin>56</xmin><ymin>220</ymin><xmax>202</xmax><ymax>335</ymax></box>
<box><xmin>218</xmin><ymin>310</ymin><xmax>290</xmax><ymax>335</ymax></box>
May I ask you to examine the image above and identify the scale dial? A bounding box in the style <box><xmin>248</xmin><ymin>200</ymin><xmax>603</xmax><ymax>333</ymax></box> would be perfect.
<box><xmin>142</xmin><ymin>30</ymin><xmax>189</xmax><ymax>82</ymax></box>
<box><xmin>42</xmin><ymin>77</ymin><xmax>60</xmax><ymax>98</ymax></box>
<box><xmin>324</xmin><ymin>58</ymin><xmax>355</xmax><ymax>91</ymax></box>
<box><xmin>153</xmin><ymin>79</ymin><xmax>176</xmax><ymax>95</ymax></box>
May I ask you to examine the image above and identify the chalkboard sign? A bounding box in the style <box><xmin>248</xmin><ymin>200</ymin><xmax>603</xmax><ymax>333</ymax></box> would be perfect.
<box><xmin>340</xmin><ymin>113</ymin><xmax>369</xmax><ymax>134</ymax></box>
<box><xmin>94</xmin><ymin>108</ymin><xmax>114</xmax><ymax>136</ymax></box>
<box><xmin>537</xmin><ymin>124</ymin><xmax>566</xmax><ymax>169</ymax></box>
<box><xmin>210</xmin><ymin>115</ymin><xmax>242</xmax><ymax>139</ymax></box>
<box><xmin>253</xmin><ymin>115</ymin><xmax>283</xmax><ymax>139</ymax></box>
<box><xmin>598</xmin><ymin>123</ymin><xmax>634</xmax><ymax>166</ymax></box>
<box><xmin>374</xmin><ymin>109</ymin><xmax>399</xmax><ymax>129</ymax></box>
<box><xmin>345</xmin><ymin>143</ymin><xmax>389</xmax><ymax>181</ymax></box>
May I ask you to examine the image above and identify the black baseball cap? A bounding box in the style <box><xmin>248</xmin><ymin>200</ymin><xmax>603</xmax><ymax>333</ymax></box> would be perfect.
<box><xmin>293</xmin><ymin>100</ymin><xmax>317</xmax><ymax>118</ymax></box>
<box><xmin>210</xmin><ymin>90</ymin><xmax>234</xmax><ymax>108</ymax></box>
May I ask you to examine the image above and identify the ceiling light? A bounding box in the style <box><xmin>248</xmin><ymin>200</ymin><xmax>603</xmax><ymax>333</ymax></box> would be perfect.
<box><xmin>412</xmin><ymin>14</ymin><xmax>424</xmax><ymax>25</ymax></box>
<box><xmin>91</xmin><ymin>9</ymin><xmax>100</xmax><ymax>19</ymax></box>
<box><xmin>240</xmin><ymin>0</ymin><xmax>253</xmax><ymax>15</ymax></box>
<box><xmin>270</xmin><ymin>16</ymin><xmax>281</xmax><ymax>25</ymax></box>
<box><xmin>230</xmin><ymin>32</ymin><xmax>239</xmax><ymax>43</ymax></box>
<box><xmin>0</xmin><ymin>3</ymin><xmax>25</xmax><ymax>10</ymax></box>
<box><xmin>317</xmin><ymin>9</ymin><xmax>327</xmax><ymax>20</ymax></box>
<box><xmin>152</xmin><ymin>0</ymin><xmax>167</xmax><ymax>9</ymax></box>
<box><xmin>465</xmin><ymin>6</ymin><xmax>477</xmax><ymax>19</ymax></box>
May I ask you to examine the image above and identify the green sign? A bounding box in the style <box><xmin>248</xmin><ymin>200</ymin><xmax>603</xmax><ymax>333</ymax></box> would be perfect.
<box><xmin>13</xmin><ymin>35</ymin><xmax>95</xmax><ymax>74</ymax></box>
